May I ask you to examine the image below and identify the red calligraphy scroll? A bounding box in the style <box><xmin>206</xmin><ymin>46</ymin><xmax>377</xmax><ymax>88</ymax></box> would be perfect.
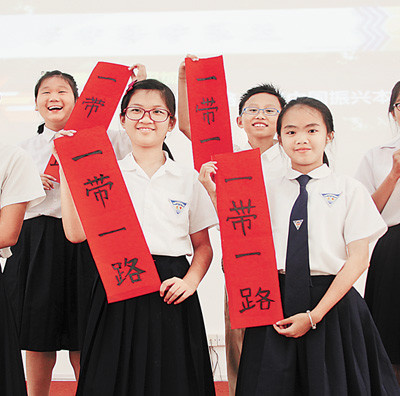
<box><xmin>185</xmin><ymin>56</ymin><xmax>233</xmax><ymax>171</ymax></box>
<box><xmin>214</xmin><ymin>149</ymin><xmax>283</xmax><ymax>329</ymax></box>
<box><xmin>44</xmin><ymin>62</ymin><xmax>132</xmax><ymax>181</ymax></box>
<box><xmin>55</xmin><ymin>126</ymin><xmax>161</xmax><ymax>303</ymax></box>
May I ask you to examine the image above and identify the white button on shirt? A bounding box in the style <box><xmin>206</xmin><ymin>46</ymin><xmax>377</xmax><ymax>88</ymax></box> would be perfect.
<box><xmin>0</xmin><ymin>143</ymin><xmax>45</xmax><ymax>258</ymax></box>
<box><xmin>119</xmin><ymin>152</ymin><xmax>218</xmax><ymax>256</ymax></box>
<box><xmin>19</xmin><ymin>126</ymin><xmax>133</xmax><ymax>220</ymax></box>
<box><xmin>266</xmin><ymin>164</ymin><xmax>387</xmax><ymax>275</ymax></box>
<box><xmin>355</xmin><ymin>136</ymin><xmax>400</xmax><ymax>227</ymax></box>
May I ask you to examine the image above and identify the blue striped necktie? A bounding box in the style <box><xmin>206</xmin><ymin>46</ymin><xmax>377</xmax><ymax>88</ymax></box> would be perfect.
<box><xmin>284</xmin><ymin>174</ymin><xmax>311</xmax><ymax>317</ymax></box>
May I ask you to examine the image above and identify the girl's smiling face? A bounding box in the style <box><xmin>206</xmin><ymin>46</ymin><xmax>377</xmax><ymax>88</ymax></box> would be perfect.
<box><xmin>120</xmin><ymin>89</ymin><xmax>175</xmax><ymax>148</ymax></box>
<box><xmin>279</xmin><ymin>104</ymin><xmax>333</xmax><ymax>174</ymax></box>
<box><xmin>35</xmin><ymin>76</ymin><xmax>76</xmax><ymax>132</ymax></box>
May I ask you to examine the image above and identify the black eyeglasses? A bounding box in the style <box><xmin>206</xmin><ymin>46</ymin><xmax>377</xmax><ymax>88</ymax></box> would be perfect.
<box><xmin>124</xmin><ymin>106</ymin><xmax>171</xmax><ymax>122</ymax></box>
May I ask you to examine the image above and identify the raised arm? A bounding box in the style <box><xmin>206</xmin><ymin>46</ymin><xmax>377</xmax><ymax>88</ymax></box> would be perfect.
<box><xmin>371</xmin><ymin>149</ymin><xmax>400</xmax><ymax>212</ymax></box>
<box><xmin>178</xmin><ymin>54</ymin><xmax>199</xmax><ymax>141</ymax></box>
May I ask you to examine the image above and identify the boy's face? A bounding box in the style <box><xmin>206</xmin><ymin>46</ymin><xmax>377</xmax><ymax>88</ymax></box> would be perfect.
<box><xmin>236</xmin><ymin>93</ymin><xmax>281</xmax><ymax>141</ymax></box>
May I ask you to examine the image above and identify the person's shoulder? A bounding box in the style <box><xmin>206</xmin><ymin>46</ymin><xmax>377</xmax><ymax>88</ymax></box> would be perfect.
<box><xmin>364</xmin><ymin>136</ymin><xmax>400</xmax><ymax>157</ymax></box>
<box><xmin>328</xmin><ymin>172</ymin><xmax>370</xmax><ymax>196</ymax></box>
<box><xmin>0</xmin><ymin>143</ymin><xmax>28</xmax><ymax>163</ymax></box>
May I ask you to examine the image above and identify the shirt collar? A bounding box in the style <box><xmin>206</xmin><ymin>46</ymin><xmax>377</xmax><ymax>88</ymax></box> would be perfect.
<box><xmin>261</xmin><ymin>142</ymin><xmax>282</xmax><ymax>162</ymax></box>
<box><xmin>380</xmin><ymin>135</ymin><xmax>400</xmax><ymax>149</ymax></box>
<box><xmin>286</xmin><ymin>163</ymin><xmax>331</xmax><ymax>180</ymax></box>
<box><xmin>119</xmin><ymin>151</ymin><xmax>182</xmax><ymax>176</ymax></box>
<box><xmin>42</xmin><ymin>126</ymin><xmax>58</xmax><ymax>143</ymax></box>
<box><xmin>237</xmin><ymin>140</ymin><xmax>281</xmax><ymax>160</ymax></box>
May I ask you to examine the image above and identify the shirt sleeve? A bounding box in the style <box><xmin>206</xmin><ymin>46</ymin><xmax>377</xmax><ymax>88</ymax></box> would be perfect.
<box><xmin>344</xmin><ymin>178</ymin><xmax>387</xmax><ymax>246</ymax></box>
<box><xmin>189</xmin><ymin>172</ymin><xmax>218</xmax><ymax>234</ymax></box>
<box><xmin>107</xmin><ymin>129</ymin><xmax>133</xmax><ymax>160</ymax></box>
<box><xmin>354</xmin><ymin>150</ymin><xmax>376</xmax><ymax>195</ymax></box>
<box><xmin>1</xmin><ymin>147</ymin><xmax>45</xmax><ymax>210</ymax></box>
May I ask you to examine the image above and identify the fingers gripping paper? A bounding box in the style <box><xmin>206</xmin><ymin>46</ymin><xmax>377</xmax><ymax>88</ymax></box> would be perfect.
<box><xmin>55</xmin><ymin>127</ymin><xmax>161</xmax><ymax>303</ymax></box>
<box><xmin>214</xmin><ymin>149</ymin><xmax>283</xmax><ymax>328</ymax></box>
<box><xmin>185</xmin><ymin>56</ymin><xmax>233</xmax><ymax>171</ymax></box>
<box><xmin>44</xmin><ymin>62</ymin><xmax>132</xmax><ymax>182</ymax></box>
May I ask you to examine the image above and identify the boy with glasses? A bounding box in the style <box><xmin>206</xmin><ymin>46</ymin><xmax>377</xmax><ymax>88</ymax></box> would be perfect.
<box><xmin>178</xmin><ymin>56</ymin><xmax>289</xmax><ymax>395</ymax></box>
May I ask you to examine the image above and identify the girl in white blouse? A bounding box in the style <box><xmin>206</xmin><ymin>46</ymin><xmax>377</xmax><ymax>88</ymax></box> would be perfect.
<box><xmin>0</xmin><ymin>143</ymin><xmax>44</xmax><ymax>396</ymax></box>
<box><xmin>233</xmin><ymin>97</ymin><xmax>399</xmax><ymax>395</ymax></box>
<box><xmin>355</xmin><ymin>81</ymin><xmax>400</xmax><ymax>383</ymax></box>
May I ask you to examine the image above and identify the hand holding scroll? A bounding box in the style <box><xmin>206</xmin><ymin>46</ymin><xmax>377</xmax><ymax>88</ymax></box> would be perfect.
<box><xmin>160</xmin><ymin>277</ymin><xmax>196</xmax><ymax>305</ymax></box>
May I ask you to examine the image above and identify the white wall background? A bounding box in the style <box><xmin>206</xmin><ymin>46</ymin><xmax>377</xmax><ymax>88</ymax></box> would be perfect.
<box><xmin>2</xmin><ymin>0</ymin><xmax>400</xmax><ymax>382</ymax></box>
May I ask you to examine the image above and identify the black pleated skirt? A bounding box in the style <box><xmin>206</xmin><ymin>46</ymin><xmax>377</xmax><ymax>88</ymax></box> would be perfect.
<box><xmin>236</xmin><ymin>275</ymin><xmax>400</xmax><ymax>396</ymax></box>
<box><xmin>0</xmin><ymin>273</ymin><xmax>27</xmax><ymax>395</ymax></box>
<box><xmin>76</xmin><ymin>255</ymin><xmax>215</xmax><ymax>396</ymax></box>
<box><xmin>365</xmin><ymin>224</ymin><xmax>400</xmax><ymax>364</ymax></box>
<box><xmin>3</xmin><ymin>216</ymin><xmax>97</xmax><ymax>351</ymax></box>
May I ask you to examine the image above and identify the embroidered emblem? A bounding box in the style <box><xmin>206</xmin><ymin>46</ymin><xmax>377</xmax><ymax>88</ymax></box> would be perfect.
<box><xmin>321</xmin><ymin>193</ymin><xmax>341</xmax><ymax>207</ymax></box>
<box><xmin>169</xmin><ymin>199</ymin><xmax>187</xmax><ymax>214</ymax></box>
<box><xmin>293</xmin><ymin>219</ymin><xmax>303</xmax><ymax>230</ymax></box>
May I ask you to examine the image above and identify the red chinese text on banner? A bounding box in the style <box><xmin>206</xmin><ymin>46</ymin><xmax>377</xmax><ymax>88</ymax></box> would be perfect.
<box><xmin>185</xmin><ymin>56</ymin><xmax>233</xmax><ymax>172</ymax></box>
<box><xmin>44</xmin><ymin>62</ymin><xmax>132</xmax><ymax>182</ymax></box>
<box><xmin>55</xmin><ymin>126</ymin><xmax>161</xmax><ymax>303</ymax></box>
<box><xmin>214</xmin><ymin>149</ymin><xmax>283</xmax><ymax>329</ymax></box>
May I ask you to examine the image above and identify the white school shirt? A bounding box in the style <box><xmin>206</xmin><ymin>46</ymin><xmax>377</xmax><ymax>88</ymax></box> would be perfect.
<box><xmin>266</xmin><ymin>164</ymin><xmax>387</xmax><ymax>276</ymax></box>
<box><xmin>234</xmin><ymin>141</ymin><xmax>290</xmax><ymax>181</ymax></box>
<box><xmin>0</xmin><ymin>144</ymin><xmax>45</xmax><ymax>258</ymax></box>
<box><xmin>119</xmin><ymin>152</ymin><xmax>218</xmax><ymax>256</ymax></box>
<box><xmin>355</xmin><ymin>136</ymin><xmax>400</xmax><ymax>227</ymax></box>
<box><xmin>19</xmin><ymin>126</ymin><xmax>132</xmax><ymax>220</ymax></box>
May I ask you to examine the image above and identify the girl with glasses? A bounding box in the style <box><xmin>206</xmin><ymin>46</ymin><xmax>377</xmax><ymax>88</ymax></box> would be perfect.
<box><xmin>58</xmin><ymin>79</ymin><xmax>217</xmax><ymax>395</ymax></box>
<box><xmin>356</xmin><ymin>81</ymin><xmax>400</xmax><ymax>384</ymax></box>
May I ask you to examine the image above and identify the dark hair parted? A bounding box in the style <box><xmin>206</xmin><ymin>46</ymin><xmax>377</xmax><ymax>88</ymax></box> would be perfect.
<box><xmin>34</xmin><ymin>70</ymin><xmax>78</xmax><ymax>101</ymax></box>
<box><xmin>276</xmin><ymin>97</ymin><xmax>334</xmax><ymax>136</ymax></box>
<box><xmin>238</xmin><ymin>83</ymin><xmax>286</xmax><ymax>115</ymax></box>
<box><xmin>120</xmin><ymin>79</ymin><xmax>176</xmax><ymax>119</ymax></box>
<box><xmin>389</xmin><ymin>81</ymin><xmax>400</xmax><ymax>115</ymax></box>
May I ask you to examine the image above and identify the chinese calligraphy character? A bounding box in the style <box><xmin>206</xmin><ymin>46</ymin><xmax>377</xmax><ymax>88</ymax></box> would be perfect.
<box><xmin>255</xmin><ymin>287</ymin><xmax>274</xmax><ymax>310</ymax></box>
<box><xmin>97</xmin><ymin>76</ymin><xmax>117</xmax><ymax>82</ymax></box>
<box><xmin>84</xmin><ymin>174</ymin><xmax>113</xmax><ymax>207</ymax></box>
<box><xmin>82</xmin><ymin>97</ymin><xmax>105</xmax><ymax>117</ymax></box>
<box><xmin>239</xmin><ymin>287</ymin><xmax>274</xmax><ymax>313</ymax></box>
<box><xmin>226</xmin><ymin>199</ymin><xmax>257</xmax><ymax>236</ymax></box>
<box><xmin>239</xmin><ymin>288</ymin><xmax>255</xmax><ymax>313</ymax></box>
<box><xmin>98</xmin><ymin>227</ymin><xmax>127</xmax><ymax>237</ymax></box>
<box><xmin>112</xmin><ymin>257</ymin><xmax>146</xmax><ymax>286</ymax></box>
<box><xmin>73</xmin><ymin>150</ymin><xmax>103</xmax><ymax>161</ymax></box>
<box><xmin>196</xmin><ymin>76</ymin><xmax>217</xmax><ymax>81</ymax></box>
<box><xmin>235</xmin><ymin>252</ymin><xmax>261</xmax><ymax>259</ymax></box>
<box><xmin>196</xmin><ymin>97</ymin><xmax>218</xmax><ymax>125</ymax></box>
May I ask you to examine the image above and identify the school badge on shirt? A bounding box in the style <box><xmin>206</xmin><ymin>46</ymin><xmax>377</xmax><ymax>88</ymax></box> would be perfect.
<box><xmin>293</xmin><ymin>219</ymin><xmax>304</xmax><ymax>230</ymax></box>
<box><xmin>321</xmin><ymin>193</ymin><xmax>341</xmax><ymax>207</ymax></box>
<box><xmin>169</xmin><ymin>199</ymin><xmax>187</xmax><ymax>214</ymax></box>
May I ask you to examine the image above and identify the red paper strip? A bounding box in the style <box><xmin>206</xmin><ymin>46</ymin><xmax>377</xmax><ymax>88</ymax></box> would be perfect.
<box><xmin>214</xmin><ymin>149</ymin><xmax>283</xmax><ymax>329</ymax></box>
<box><xmin>44</xmin><ymin>62</ymin><xmax>132</xmax><ymax>181</ymax></box>
<box><xmin>55</xmin><ymin>126</ymin><xmax>161</xmax><ymax>303</ymax></box>
<box><xmin>186</xmin><ymin>55</ymin><xmax>233</xmax><ymax>171</ymax></box>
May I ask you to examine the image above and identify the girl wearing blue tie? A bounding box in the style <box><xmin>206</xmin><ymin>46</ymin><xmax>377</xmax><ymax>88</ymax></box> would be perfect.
<box><xmin>234</xmin><ymin>97</ymin><xmax>400</xmax><ymax>395</ymax></box>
